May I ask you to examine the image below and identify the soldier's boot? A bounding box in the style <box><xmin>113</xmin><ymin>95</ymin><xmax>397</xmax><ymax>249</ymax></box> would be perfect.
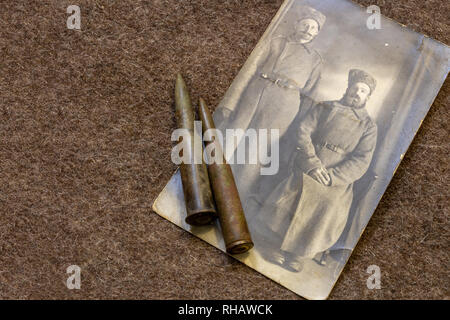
<box><xmin>283</xmin><ymin>252</ymin><xmax>304</xmax><ymax>273</ymax></box>
<box><xmin>313</xmin><ymin>250</ymin><xmax>330</xmax><ymax>266</ymax></box>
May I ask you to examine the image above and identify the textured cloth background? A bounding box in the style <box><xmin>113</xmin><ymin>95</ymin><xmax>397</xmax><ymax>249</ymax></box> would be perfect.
<box><xmin>0</xmin><ymin>0</ymin><xmax>448</xmax><ymax>299</ymax></box>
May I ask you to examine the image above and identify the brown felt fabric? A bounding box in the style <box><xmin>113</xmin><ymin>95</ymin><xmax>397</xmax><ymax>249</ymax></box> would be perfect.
<box><xmin>0</xmin><ymin>0</ymin><xmax>448</xmax><ymax>299</ymax></box>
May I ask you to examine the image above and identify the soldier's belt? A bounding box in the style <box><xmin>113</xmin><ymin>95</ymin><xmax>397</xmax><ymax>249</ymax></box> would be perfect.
<box><xmin>260</xmin><ymin>72</ymin><xmax>300</xmax><ymax>90</ymax></box>
<box><xmin>317</xmin><ymin>141</ymin><xmax>345</xmax><ymax>154</ymax></box>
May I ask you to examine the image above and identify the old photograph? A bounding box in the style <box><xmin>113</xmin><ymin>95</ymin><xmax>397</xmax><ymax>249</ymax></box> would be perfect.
<box><xmin>153</xmin><ymin>0</ymin><xmax>450</xmax><ymax>299</ymax></box>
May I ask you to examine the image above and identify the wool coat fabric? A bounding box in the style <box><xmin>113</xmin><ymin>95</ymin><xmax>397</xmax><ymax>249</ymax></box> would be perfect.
<box><xmin>229</xmin><ymin>35</ymin><xmax>323</xmax><ymax>199</ymax></box>
<box><xmin>257</xmin><ymin>100</ymin><xmax>378</xmax><ymax>258</ymax></box>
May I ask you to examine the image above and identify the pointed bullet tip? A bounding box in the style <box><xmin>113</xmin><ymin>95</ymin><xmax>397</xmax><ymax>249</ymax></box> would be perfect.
<box><xmin>175</xmin><ymin>73</ymin><xmax>186</xmax><ymax>92</ymax></box>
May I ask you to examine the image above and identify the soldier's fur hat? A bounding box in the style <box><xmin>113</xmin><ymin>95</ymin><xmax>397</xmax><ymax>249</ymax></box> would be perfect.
<box><xmin>348</xmin><ymin>69</ymin><xmax>377</xmax><ymax>94</ymax></box>
<box><xmin>297</xmin><ymin>6</ymin><xmax>326</xmax><ymax>30</ymax></box>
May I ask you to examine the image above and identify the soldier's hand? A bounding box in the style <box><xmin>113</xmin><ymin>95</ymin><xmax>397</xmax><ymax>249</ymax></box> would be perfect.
<box><xmin>308</xmin><ymin>167</ymin><xmax>331</xmax><ymax>186</ymax></box>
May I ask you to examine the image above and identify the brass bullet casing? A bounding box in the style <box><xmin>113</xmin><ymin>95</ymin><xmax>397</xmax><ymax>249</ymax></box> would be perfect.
<box><xmin>174</xmin><ymin>74</ymin><xmax>216</xmax><ymax>226</ymax></box>
<box><xmin>198</xmin><ymin>98</ymin><xmax>254</xmax><ymax>254</ymax></box>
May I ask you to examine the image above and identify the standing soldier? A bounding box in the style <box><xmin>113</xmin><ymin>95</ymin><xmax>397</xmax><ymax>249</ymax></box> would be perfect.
<box><xmin>223</xmin><ymin>6</ymin><xmax>327</xmax><ymax>202</ymax></box>
<box><xmin>254</xmin><ymin>69</ymin><xmax>378</xmax><ymax>272</ymax></box>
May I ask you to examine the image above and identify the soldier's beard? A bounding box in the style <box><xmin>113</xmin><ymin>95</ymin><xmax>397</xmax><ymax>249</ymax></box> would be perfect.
<box><xmin>343</xmin><ymin>94</ymin><xmax>366</xmax><ymax>108</ymax></box>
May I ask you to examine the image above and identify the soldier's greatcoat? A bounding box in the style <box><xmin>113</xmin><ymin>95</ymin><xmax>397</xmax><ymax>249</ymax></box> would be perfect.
<box><xmin>229</xmin><ymin>35</ymin><xmax>323</xmax><ymax>199</ymax></box>
<box><xmin>256</xmin><ymin>100</ymin><xmax>378</xmax><ymax>258</ymax></box>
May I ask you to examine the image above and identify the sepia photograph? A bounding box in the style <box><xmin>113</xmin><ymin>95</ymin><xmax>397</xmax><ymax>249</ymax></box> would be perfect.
<box><xmin>3</xmin><ymin>0</ymin><xmax>449</xmax><ymax>305</ymax></box>
<box><xmin>154</xmin><ymin>0</ymin><xmax>450</xmax><ymax>299</ymax></box>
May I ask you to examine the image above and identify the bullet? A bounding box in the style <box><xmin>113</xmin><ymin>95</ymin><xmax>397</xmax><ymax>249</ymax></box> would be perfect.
<box><xmin>198</xmin><ymin>98</ymin><xmax>254</xmax><ymax>254</ymax></box>
<box><xmin>175</xmin><ymin>74</ymin><xmax>216</xmax><ymax>225</ymax></box>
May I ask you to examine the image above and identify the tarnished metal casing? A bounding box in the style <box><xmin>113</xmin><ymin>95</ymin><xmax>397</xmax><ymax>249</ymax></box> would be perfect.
<box><xmin>199</xmin><ymin>98</ymin><xmax>254</xmax><ymax>254</ymax></box>
<box><xmin>175</xmin><ymin>74</ymin><xmax>216</xmax><ymax>225</ymax></box>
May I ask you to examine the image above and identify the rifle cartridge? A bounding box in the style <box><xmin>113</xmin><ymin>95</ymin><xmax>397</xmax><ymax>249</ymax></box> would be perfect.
<box><xmin>198</xmin><ymin>98</ymin><xmax>254</xmax><ymax>254</ymax></box>
<box><xmin>174</xmin><ymin>74</ymin><xmax>216</xmax><ymax>225</ymax></box>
